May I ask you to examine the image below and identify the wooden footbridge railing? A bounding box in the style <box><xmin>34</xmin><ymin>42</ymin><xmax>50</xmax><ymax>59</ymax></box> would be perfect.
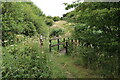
<box><xmin>39</xmin><ymin>36</ymin><xmax>81</xmax><ymax>53</ymax></box>
<box><xmin>49</xmin><ymin>37</ymin><xmax>69</xmax><ymax>53</ymax></box>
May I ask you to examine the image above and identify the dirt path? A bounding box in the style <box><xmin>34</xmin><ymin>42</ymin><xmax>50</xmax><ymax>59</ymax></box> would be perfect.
<box><xmin>52</xmin><ymin>54</ymin><xmax>100</xmax><ymax>78</ymax></box>
<box><xmin>59</xmin><ymin>48</ymin><xmax>66</xmax><ymax>54</ymax></box>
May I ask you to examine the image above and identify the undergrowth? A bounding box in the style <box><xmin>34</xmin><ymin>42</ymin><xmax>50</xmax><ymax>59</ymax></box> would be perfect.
<box><xmin>67</xmin><ymin>41</ymin><xmax>118</xmax><ymax>78</ymax></box>
<box><xmin>2</xmin><ymin>37</ymin><xmax>52</xmax><ymax>78</ymax></box>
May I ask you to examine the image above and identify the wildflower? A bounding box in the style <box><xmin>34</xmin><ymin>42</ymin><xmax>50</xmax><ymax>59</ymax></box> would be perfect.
<box><xmin>4</xmin><ymin>40</ymin><xmax>8</xmax><ymax>43</ymax></box>
<box><xmin>10</xmin><ymin>45</ymin><xmax>14</xmax><ymax>47</ymax></box>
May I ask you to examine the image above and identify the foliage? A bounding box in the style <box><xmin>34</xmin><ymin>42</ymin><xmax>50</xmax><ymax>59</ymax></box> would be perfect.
<box><xmin>2</xmin><ymin>2</ymin><xmax>48</xmax><ymax>46</ymax></box>
<box><xmin>49</xmin><ymin>21</ymin><xmax>74</xmax><ymax>38</ymax></box>
<box><xmin>53</xmin><ymin>16</ymin><xmax>60</xmax><ymax>22</ymax></box>
<box><xmin>2</xmin><ymin>38</ymin><xmax>52</xmax><ymax>78</ymax></box>
<box><xmin>45</xmin><ymin>19</ymin><xmax>54</xmax><ymax>26</ymax></box>
<box><xmin>50</xmin><ymin>28</ymin><xmax>64</xmax><ymax>37</ymax></box>
<box><xmin>46</xmin><ymin>16</ymin><xmax>53</xmax><ymax>19</ymax></box>
<box><xmin>64</xmin><ymin>2</ymin><xmax>120</xmax><ymax>78</ymax></box>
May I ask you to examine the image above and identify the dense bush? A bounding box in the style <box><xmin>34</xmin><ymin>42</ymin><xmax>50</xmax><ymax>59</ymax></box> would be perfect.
<box><xmin>46</xmin><ymin>16</ymin><xmax>53</xmax><ymax>19</ymax></box>
<box><xmin>53</xmin><ymin>16</ymin><xmax>60</xmax><ymax>22</ymax></box>
<box><xmin>2</xmin><ymin>38</ymin><xmax>52</xmax><ymax>78</ymax></box>
<box><xmin>50</xmin><ymin>28</ymin><xmax>64</xmax><ymax>37</ymax></box>
<box><xmin>45</xmin><ymin>19</ymin><xmax>54</xmax><ymax>26</ymax></box>
<box><xmin>2</xmin><ymin>2</ymin><xmax>48</xmax><ymax>46</ymax></box>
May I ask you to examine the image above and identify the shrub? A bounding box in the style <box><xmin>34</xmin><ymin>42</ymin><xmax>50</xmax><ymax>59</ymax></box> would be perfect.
<box><xmin>50</xmin><ymin>29</ymin><xmax>64</xmax><ymax>37</ymax></box>
<box><xmin>2</xmin><ymin>39</ymin><xmax>52</xmax><ymax>78</ymax></box>
<box><xmin>53</xmin><ymin>16</ymin><xmax>60</xmax><ymax>22</ymax></box>
<box><xmin>67</xmin><ymin>41</ymin><xmax>118</xmax><ymax>78</ymax></box>
<box><xmin>45</xmin><ymin>19</ymin><xmax>54</xmax><ymax>26</ymax></box>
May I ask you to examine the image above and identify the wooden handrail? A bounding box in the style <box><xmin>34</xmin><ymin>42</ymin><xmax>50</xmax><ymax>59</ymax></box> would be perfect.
<box><xmin>49</xmin><ymin>37</ymin><xmax>68</xmax><ymax>53</ymax></box>
<box><xmin>48</xmin><ymin>37</ymin><xmax>80</xmax><ymax>53</ymax></box>
<box><xmin>50</xmin><ymin>42</ymin><xmax>66</xmax><ymax>47</ymax></box>
<box><xmin>49</xmin><ymin>37</ymin><xmax>68</xmax><ymax>40</ymax></box>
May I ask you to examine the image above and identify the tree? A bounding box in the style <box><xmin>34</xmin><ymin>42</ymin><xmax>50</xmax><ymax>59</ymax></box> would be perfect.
<box><xmin>2</xmin><ymin>2</ymin><xmax>48</xmax><ymax>46</ymax></box>
<box><xmin>64</xmin><ymin>2</ymin><xmax>120</xmax><ymax>77</ymax></box>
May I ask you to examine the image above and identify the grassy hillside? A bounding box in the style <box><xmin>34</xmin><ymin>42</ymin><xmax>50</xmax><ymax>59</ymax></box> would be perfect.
<box><xmin>50</xmin><ymin>21</ymin><xmax>74</xmax><ymax>37</ymax></box>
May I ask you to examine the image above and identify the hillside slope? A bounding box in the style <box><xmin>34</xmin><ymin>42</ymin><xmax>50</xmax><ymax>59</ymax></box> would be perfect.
<box><xmin>50</xmin><ymin>21</ymin><xmax>74</xmax><ymax>37</ymax></box>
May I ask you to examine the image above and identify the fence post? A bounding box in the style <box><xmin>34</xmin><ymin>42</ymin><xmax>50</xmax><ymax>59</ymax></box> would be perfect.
<box><xmin>66</xmin><ymin>41</ymin><xmax>68</xmax><ymax>53</ymax></box>
<box><xmin>75</xmin><ymin>39</ymin><xmax>77</xmax><ymax>46</ymax></box>
<box><xmin>78</xmin><ymin>40</ymin><xmax>80</xmax><ymax>45</ymax></box>
<box><xmin>71</xmin><ymin>39</ymin><xmax>73</xmax><ymax>43</ymax></box>
<box><xmin>49</xmin><ymin>40</ymin><xmax>51</xmax><ymax>52</ymax></box>
<box><xmin>63</xmin><ymin>38</ymin><xmax>65</xmax><ymax>42</ymax></box>
<box><xmin>39</xmin><ymin>35</ymin><xmax>43</xmax><ymax>48</ymax></box>
<box><xmin>58</xmin><ymin>39</ymin><xmax>60</xmax><ymax>51</ymax></box>
<box><xmin>63</xmin><ymin>38</ymin><xmax>65</xmax><ymax>48</ymax></box>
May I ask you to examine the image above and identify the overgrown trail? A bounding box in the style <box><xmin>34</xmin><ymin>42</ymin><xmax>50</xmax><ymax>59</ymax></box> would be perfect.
<box><xmin>51</xmin><ymin>53</ymin><xmax>100</xmax><ymax>78</ymax></box>
<box><xmin>49</xmin><ymin>21</ymin><xmax>100</xmax><ymax>78</ymax></box>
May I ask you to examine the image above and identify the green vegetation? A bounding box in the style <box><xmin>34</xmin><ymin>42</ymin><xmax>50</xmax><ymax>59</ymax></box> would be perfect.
<box><xmin>2</xmin><ymin>37</ymin><xmax>52</xmax><ymax>78</ymax></box>
<box><xmin>50</xmin><ymin>28</ymin><xmax>64</xmax><ymax>37</ymax></box>
<box><xmin>49</xmin><ymin>21</ymin><xmax>74</xmax><ymax>37</ymax></box>
<box><xmin>45</xmin><ymin>19</ymin><xmax>54</xmax><ymax>26</ymax></box>
<box><xmin>51</xmin><ymin>54</ymin><xmax>101</xmax><ymax>78</ymax></box>
<box><xmin>2</xmin><ymin>2</ymin><xmax>48</xmax><ymax>46</ymax></box>
<box><xmin>53</xmin><ymin>16</ymin><xmax>60</xmax><ymax>22</ymax></box>
<box><xmin>63</xmin><ymin>2</ymin><xmax>120</xmax><ymax>78</ymax></box>
<box><xmin>1</xmin><ymin>2</ymin><xmax>52</xmax><ymax>78</ymax></box>
<box><xmin>1</xmin><ymin>1</ymin><xmax>120</xmax><ymax>79</ymax></box>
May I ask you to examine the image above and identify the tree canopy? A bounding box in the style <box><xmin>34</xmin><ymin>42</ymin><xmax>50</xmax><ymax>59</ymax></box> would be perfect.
<box><xmin>63</xmin><ymin>2</ymin><xmax>120</xmax><ymax>77</ymax></box>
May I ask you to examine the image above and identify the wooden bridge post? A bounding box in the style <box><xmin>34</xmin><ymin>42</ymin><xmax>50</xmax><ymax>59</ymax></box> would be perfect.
<box><xmin>71</xmin><ymin>39</ymin><xmax>73</xmax><ymax>43</ymax></box>
<box><xmin>75</xmin><ymin>39</ymin><xmax>77</xmax><ymax>46</ymax></box>
<box><xmin>49</xmin><ymin>40</ymin><xmax>51</xmax><ymax>52</ymax></box>
<box><xmin>58</xmin><ymin>39</ymin><xmax>60</xmax><ymax>51</ymax></box>
<box><xmin>49</xmin><ymin>37</ymin><xmax>69</xmax><ymax>53</ymax></box>
<box><xmin>63</xmin><ymin>38</ymin><xmax>65</xmax><ymax>48</ymax></box>
<box><xmin>63</xmin><ymin>38</ymin><xmax>65</xmax><ymax>42</ymax></box>
<box><xmin>66</xmin><ymin>41</ymin><xmax>68</xmax><ymax>53</ymax></box>
<box><xmin>78</xmin><ymin>40</ymin><xmax>80</xmax><ymax>45</ymax></box>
